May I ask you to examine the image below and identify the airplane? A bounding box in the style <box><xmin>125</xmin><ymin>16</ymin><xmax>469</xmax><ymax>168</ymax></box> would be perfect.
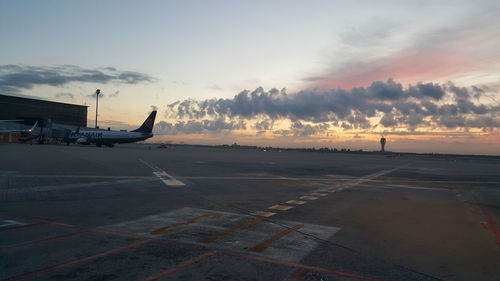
<box><xmin>0</xmin><ymin>121</ymin><xmax>38</xmax><ymax>135</ymax></box>
<box><xmin>65</xmin><ymin>110</ymin><xmax>157</xmax><ymax>147</ymax></box>
<box><xmin>0</xmin><ymin>121</ymin><xmax>42</xmax><ymax>143</ymax></box>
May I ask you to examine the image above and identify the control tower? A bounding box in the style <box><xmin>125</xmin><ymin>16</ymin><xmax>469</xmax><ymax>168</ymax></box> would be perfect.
<box><xmin>380</xmin><ymin>137</ymin><xmax>386</xmax><ymax>152</ymax></box>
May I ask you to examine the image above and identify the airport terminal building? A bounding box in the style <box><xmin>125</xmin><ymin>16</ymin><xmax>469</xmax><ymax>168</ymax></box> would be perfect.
<box><xmin>0</xmin><ymin>94</ymin><xmax>88</xmax><ymax>142</ymax></box>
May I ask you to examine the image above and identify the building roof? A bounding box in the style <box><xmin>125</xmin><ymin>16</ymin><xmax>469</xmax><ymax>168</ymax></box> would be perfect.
<box><xmin>0</xmin><ymin>94</ymin><xmax>88</xmax><ymax>108</ymax></box>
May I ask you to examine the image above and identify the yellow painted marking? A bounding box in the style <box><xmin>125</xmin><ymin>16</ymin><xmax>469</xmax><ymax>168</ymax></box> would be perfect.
<box><xmin>150</xmin><ymin>213</ymin><xmax>224</xmax><ymax>235</ymax></box>
<box><xmin>300</xmin><ymin>196</ymin><xmax>318</xmax><ymax>200</ymax></box>
<box><xmin>269</xmin><ymin>205</ymin><xmax>294</xmax><ymax>211</ymax></box>
<box><xmin>252</xmin><ymin>211</ymin><xmax>276</xmax><ymax>217</ymax></box>
<box><xmin>286</xmin><ymin>200</ymin><xmax>306</xmax><ymax>205</ymax></box>
<box><xmin>250</xmin><ymin>224</ymin><xmax>304</xmax><ymax>252</ymax></box>
<box><xmin>311</xmin><ymin>193</ymin><xmax>328</xmax><ymax>196</ymax></box>
<box><xmin>199</xmin><ymin>217</ymin><xmax>262</xmax><ymax>243</ymax></box>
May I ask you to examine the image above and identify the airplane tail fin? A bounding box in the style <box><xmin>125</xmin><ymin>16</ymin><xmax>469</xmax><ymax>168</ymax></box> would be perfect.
<box><xmin>28</xmin><ymin>121</ymin><xmax>38</xmax><ymax>132</ymax></box>
<box><xmin>131</xmin><ymin>110</ymin><xmax>157</xmax><ymax>133</ymax></box>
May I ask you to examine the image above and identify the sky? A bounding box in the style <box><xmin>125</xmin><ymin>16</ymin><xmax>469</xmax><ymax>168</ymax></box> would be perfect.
<box><xmin>0</xmin><ymin>0</ymin><xmax>499</xmax><ymax>155</ymax></box>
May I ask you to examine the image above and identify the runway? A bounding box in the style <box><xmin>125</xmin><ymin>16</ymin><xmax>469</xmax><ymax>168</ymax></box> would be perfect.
<box><xmin>1</xmin><ymin>143</ymin><xmax>499</xmax><ymax>281</ymax></box>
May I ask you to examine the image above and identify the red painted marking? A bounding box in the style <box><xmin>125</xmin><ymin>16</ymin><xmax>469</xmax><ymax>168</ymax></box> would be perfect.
<box><xmin>284</xmin><ymin>268</ymin><xmax>310</xmax><ymax>281</ymax></box>
<box><xmin>49</xmin><ymin>222</ymin><xmax>145</xmax><ymax>240</ymax></box>
<box><xmin>0</xmin><ymin>214</ymin><xmax>142</xmax><ymax>240</ymax></box>
<box><xmin>455</xmin><ymin>191</ymin><xmax>500</xmax><ymax>248</ymax></box>
<box><xmin>0</xmin><ymin>231</ymin><xmax>87</xmax><ymax>250</ymax></box>
<box><xmin>0</xmin><ymin>222</ymin><xmax>46</xmax><ymax>233</ymax></box>
<box><xmin>3</xmin><ymin>240</ymin><xmax>150</xmax><ymax>281</ymax></box>
<box><xmin>217</xmin><ymin>250</ymin><xmax>387</xmax><ymax>281</ymax></box>
<box><xmin>1</xmin><ymin>213</ymin><xmax>387</xmax><ymax>281</ymax></box>
<box><xmin>140</xmin><ymin>251</ymin><xmax>215</xmax><ymax>281</ymax></box>
<box><xmin>472</xmin><ymin>195</ymin><xmax>500</xmax><ymax>247</ymax></box>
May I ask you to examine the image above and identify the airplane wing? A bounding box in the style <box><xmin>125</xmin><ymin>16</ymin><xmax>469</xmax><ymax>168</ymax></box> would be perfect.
<box><xmin>0</xmin><ymin>121</ymin><xmax>38</xmax><ymax>134</ymax></box>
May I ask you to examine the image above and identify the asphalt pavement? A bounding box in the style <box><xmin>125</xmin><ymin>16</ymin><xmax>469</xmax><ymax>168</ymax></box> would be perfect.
<box><xmin>1</xmin><ymin>143</ymin><xmax>499</xmax><ymax>281</ymax></box>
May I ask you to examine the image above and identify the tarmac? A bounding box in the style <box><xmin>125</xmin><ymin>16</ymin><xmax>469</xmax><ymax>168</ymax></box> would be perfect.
<box><xmin>1</xmin><ymin>143</ymin><xmax>499</xmax><ymax>281</ymax></box>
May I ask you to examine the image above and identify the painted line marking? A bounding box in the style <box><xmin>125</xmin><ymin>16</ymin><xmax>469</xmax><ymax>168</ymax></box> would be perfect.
<box><xmin>14</xmin><ymin>175</ymin><xmax>155</xmax><ymax>179</ymax></box>
<box><xmin>139</xmin><ymin>159</ymin><xmax>185</xmax><ymax>186</ymax></box>
<box><xmin>3</xmin><ymin>240</ymin><xmax>150</xmax><ymax>281</ymax></box>
<box><xmin>286</xmin><ymin>200</ymin><xmax>306</xmax><ymax>205</ymax></box>
<box><xmin>140</xmin><ymin>251</ymin><xmax>216</xmax><ymax>281</ymax></box>
<box><xmin>0</xmin><ymin>222</ymin><xmax>45</xmax><ymax>233</ymax></box>
<box><xmin>384</xmin><ymin>184</ymin><xmax>451</xmax><ymax>191</ymax></box>
<box><xmin>312</xmin><ymin>168</ymin><xmax>399</xmax><ymax>196</ymax></box>
<box><xmin>1</xmin><ymin>213</ymin><xmax>385</xmax><ymax>281</ymax></box>
<box><xmin>250</xmin><ymin>224</ymin><xmax>304</xmax><ymax>253</ymax></box>
<box><xmin>0</xmin><ymin>219</ymin><xmax>27</xmax><ymax>228</ymax></box>
<box><xmin>198</xmin><ymin>217</ymin><xmax>262</xmax><ymax>243</ymax></box>
<box><xmin>251</xmin><ymin>211</ymin><xmax>276</xmax><ymax>217</ymax></box>
<box><xmin>310</xmin><ymin>193</ymin><xmax>328</xmax><ymax>197</ymax></box>
<box><xmin>153</xmin><ymin>171</ymin><xmax>185</xmax><ymax>186</ymax></box>
<box><xmin>5</xmin><ymin>179</ymin><xmax>156</xmax><ymax>194</ymax></box>
<box><xmin>219</xmin><ymin>249</ymin><xmax>387</xmax><ymax>281</ymax></box>
<box><xmin>470</xmin><ymin>194</ymin><xmax>500</xmax><ymax>247</ymax></box>
<box><xmin>300</xmin><ymin>196</ymin><xmax>318</xmax><ymax>200</ymax></box>
<box><xmin>269</xmin><ymin>205</ymin><xmax>294</xmax><ymax>211</ymax></box>
<box><xmin>150</xmin><ymin>213</ymin><xmax>224</xmax><ymax>235</ymax></box>
<box><xmin>0</xmin><ymin>231</ymin><xmax>87</xmax><ymax>250</ymax></box>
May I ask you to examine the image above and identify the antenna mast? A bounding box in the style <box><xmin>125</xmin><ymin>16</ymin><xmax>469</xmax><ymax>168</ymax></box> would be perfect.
<box><xmin>95</xmin><ymin>89</ymin><xmax>101</xmax><ymax>128</ymax></box>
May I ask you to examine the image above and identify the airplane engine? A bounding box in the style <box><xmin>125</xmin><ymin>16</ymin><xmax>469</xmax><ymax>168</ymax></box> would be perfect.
<box><xmin>76</xmin><ymin>137</ymin><xmax>90</xmax><ymax>144</ymax></box>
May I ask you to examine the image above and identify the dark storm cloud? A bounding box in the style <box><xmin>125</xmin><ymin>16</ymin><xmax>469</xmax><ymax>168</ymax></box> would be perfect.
<box><xmin>166</xmin><ymin>79</ymin><xmax>499</xmax><ymax>130</ymax></box>
<box><xmin>0</xmin><ymin>64</ymin><xmax>155</xmax><ymax>94</ymax></box>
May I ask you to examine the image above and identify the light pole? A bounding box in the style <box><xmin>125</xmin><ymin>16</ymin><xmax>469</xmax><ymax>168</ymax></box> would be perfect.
<box><xmin>95</xmin><ymin>89</ymin><xmax>101</xmax><ymax>128</ymax></box>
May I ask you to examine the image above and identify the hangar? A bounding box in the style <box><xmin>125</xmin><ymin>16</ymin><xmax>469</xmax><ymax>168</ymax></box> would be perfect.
<box><xmin>0</xmin><ymin>94</ymin><xmax>88</xmax><ymax>142</ymax></box>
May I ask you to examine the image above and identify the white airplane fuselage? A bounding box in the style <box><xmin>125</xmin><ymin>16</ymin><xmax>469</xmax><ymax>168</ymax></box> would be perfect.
<box><xmin>70</xmin><ymin>130</ymin><xmax>153</xmax><ymax>145</ymax></box>
<box><xmin>66</xmin><ymin>110</ymin><xmax>157</xmax><ymax>147</ymax></box>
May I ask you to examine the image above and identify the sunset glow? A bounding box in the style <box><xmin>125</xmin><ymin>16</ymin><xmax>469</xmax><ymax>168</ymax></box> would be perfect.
<box><xmin>1</xmin><ymin>0</ymin><xmax>498</xmax><ymax>154</ymax></box>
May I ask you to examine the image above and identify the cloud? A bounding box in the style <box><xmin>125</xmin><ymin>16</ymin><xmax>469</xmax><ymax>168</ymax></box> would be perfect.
<box><xmin>87</xmin><ymin>90</ymin><xmax>103</xmax><ymax>98</ymax></box>
<box><xmin>253</xmin><ymin>119</ymin><xmax>273</xmax><ymax>130</ymax></box>
<box><xmin>290</xmin><ymin>121</ymin><xmax>330</xmax><ymax>137</ymax></box>
<box><xmin>0</xmin><ymin>64</ymin><xmax>155</xmax><ymax>94</ymax></box>
<box><xmin>109</xmin><ymin>90</ymin><xmax>119</xmax><ymax>98</ymax></box>
<box><xmin>306</xmin><ymin>7</ymin><xmax>500</xmax><ymax>89</ymax></box>
<box><xmin>208</xmin><ymin>85</ymin><xmax>224</xmax><ymax>91</ymax></box>
<box><xmin>165</xmin><ymin>79</ymin><xmax>499</xmax><ymax>131</ymax></box>
<box><xmin>150</xmin><ymin>105</ymin><xmax>158</xmax><ymax>111</ymax></box>
<box><xmin>155</xmin><ymin>119</ymin><xmax>246</xmax><ymax>135</ymax></box>
<box><xmin>54</xmin><ymin>92</ymin><xmax>75</xmax><ymax>101</ymax></box>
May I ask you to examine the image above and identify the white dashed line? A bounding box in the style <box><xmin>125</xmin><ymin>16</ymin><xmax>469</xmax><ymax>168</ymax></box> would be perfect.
<box><xmin>252</xmin><ymin>211</ymin><xmax>276</xmax><ymax>217</ymax></box>
<box><xmin>300</xmin><ymin>196</ymin><xmax>318</xmax><ymax>200</ymax></box>
<box><xmin>269</xmin><ymin>205</ymin><xmax>294</xmax><ymax>211</ymax></box>
<box><xmin>286</xmin><ymin>200</ymin><xmax>306</xmax><ymax>205</ymax></box>
<box><xmin>311</xmin><ymin>192</ymin><xmax>328</xmax><ymax>196</ymax></box>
